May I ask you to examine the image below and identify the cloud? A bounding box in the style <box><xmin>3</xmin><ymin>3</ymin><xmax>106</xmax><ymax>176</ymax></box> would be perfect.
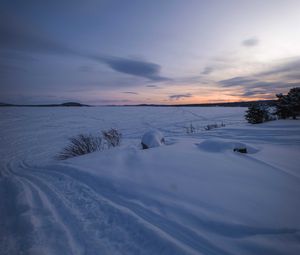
<box><xmin>218</xmin><ymin>57</ymin><xmax>300</xmax><ymax>99</ymax></box>
<box><xmin>242</xmin><ymin>37</ymin><xmax>259</xmax><ymax>47</ymax></box>
<box><xmin>227</xmin><ymin>90</ymin><xmax>275</xmax><ymax>99</ymax></box>
<box><xmin>241</xmin><ymin>90</ymin><xmax>274</xmax><ymax>97</ymax></box>
<box><xmin>223</xmin><ymin>57</ymin><xmax>300</xmax><ymax>89</ymax></box>
<box><xmin>0</xmin><ymin>17</ymin><xmax>76</xmax><ymax>55</ymax></box>
<box><xmin>219</xmin><ymin>76</ymin><xmax>257</xmax><ymax>87</ymax></box>
<box><xmin>90</xmin><ymin>55</ymin><xmax>169</xmax><ymax>82</ymax></box>
<box><xmin>0</xmin><ymin>15</ymin><xmax>169</xmax><ymax>82</ymax></box>
<box><xmin>91</xmin><ymin>99</ymin><xmax>131</xmax><ymax>105</ymax></box>
<box><xmin>219</xmin><ymin>75</ymin><xmax>297</xmax><ymax>91</ymax></box>
<box><xmin>145</xmin><ymin>84</ymin><xmax>162</xmax><ymax>89</ymax></box>
<box><xmin>284</xmin><ymin>73</ymin><xmax>300</xmax><ymax>80</ymax></box>
<box><xmin>0</xmin><ymin>51</ymin><xmax>37</xmax><ymax>62</ymax></box>
<box><xmin>219</xmin><ymin>76</ymin><xmax>300</xmax><ymax>98</ymax></box>
<box><xmin>123</xmin><ymin>91</ymin><xmax>139</xmax><ymax>95</ymax></box>
<box><xmin>169</xmin><ymin>93</ymin><xmax>192</xmax><ymax>100</ymax></box>
<box><xmin>258</xmin><ymin>57</ymin><xmax>300</xmax><ymax>77</ymax></box>
<box><xmin>77</xmin><ymin>65</ymin><xmax>94</xmax><ymax>73</ymax></box>
<box><xmin>219</xmin><ymin>58</ymin><xmax>300</xmax><ymax>86</ymax></box>
<box><xmin>201</xmin><ymin>66</ymin><xmax>214</xmax><ymax>75</ymax></box>
<box><xmin>0</xmin><ymin>63</ymin><xmax>28</xmax><ymax>73</ymax></box>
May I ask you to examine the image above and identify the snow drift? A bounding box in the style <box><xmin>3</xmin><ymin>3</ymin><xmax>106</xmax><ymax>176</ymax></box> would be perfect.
<box><xmin>141</xmin><ymin>130</ymin><xmax>165</xmax><ymax>149</ymax></box>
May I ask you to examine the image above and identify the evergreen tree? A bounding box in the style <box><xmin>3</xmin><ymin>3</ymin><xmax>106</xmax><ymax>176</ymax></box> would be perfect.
<box><xmin>245</xmin><ymin>104</ymin><xmax>269</xmax><ymax>124</ymax></box>
<box><xmin>287</xmin><ymin>87</ymin><xmax>300</xmax><ymax>119</ymax></box>
<box><xmin>276</xmin><ymin>93</ymin><xmax>291</xmax><ymax>119</ymax></box>
<box><xmin>276</xmin><ymin>87</ymin><xmax>300</xmax><ymax>119</ymax></box>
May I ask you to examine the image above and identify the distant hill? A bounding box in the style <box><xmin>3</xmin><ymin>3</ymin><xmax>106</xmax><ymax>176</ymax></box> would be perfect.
<box><xmin>0</xmin><ymin>102</ymin><xmax>90</xmax><ymax>107</ymax></box>
<box><xmin>0</xmin><ymin>102</ymin><xmax>14</xmax><ymax>106</ymax></box>
<box><xmin>60</xmin><ymin>102</ymin><xmax>89</xmax><ymax>107</ymax></box>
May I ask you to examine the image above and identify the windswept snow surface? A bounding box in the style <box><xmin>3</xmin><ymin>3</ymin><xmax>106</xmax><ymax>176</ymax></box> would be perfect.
<box><xmin>1</xmin><ymin>107</ymin><xmax>300</xmax><ymax>255</ymax></box>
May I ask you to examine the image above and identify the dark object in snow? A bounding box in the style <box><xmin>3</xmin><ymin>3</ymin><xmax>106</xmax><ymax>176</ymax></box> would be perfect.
<box><xmin>102</xmin><ymin>128</ymin><xmax>122</xmax><ymax>148</ymax></box>
<box><xmin>141</xmin><ymin>143</ymin><xmax>148</xmax><ymax>149</ymax></box>
<box><xmin>57</xmin><ymin>134</ymin><xmax>103</xmax><ymax>160</ymax></box>
<box><xmin>233</xmin><ymin>147</ymin><xmax>247</xmax><ymax>153</ymax></box>
<box><xmin>204</xmin><ymin>122</ymin><xmax>225</xmax><ymax>131</ymax></box>
<box><xmin>141</xmin><ymin>130</ymin><xmax>165</xmax><ymax>149</ymax></box>
<box><xmin>57</xmin><ymin>129</ymin><xmax>122</xmax><ymax>160</ymax></box>
<box><xmin>185</xmin><ymin>123</ymin><xmax>196</xmax><ymax>134</ymax></box>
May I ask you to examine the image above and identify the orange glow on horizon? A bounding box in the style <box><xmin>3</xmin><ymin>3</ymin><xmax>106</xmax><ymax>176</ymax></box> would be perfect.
<box><xmin>168</xmin><ymin>95</ymin><xmax>276</xmax><ymax>105</ymax></box>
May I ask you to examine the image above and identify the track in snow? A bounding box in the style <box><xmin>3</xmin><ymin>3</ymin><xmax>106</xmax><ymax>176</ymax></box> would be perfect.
<box><xmin>1</xmin><ymin>161</ymin><xmax>233</xmax><ymax>255</ymax></box>
<box><xmin>2</xmin><ymin>159</ymin><xmax>298</xmax><ymax>255</ymax></box>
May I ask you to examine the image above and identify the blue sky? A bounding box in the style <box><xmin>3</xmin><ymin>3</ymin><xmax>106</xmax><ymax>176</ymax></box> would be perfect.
<box><xmin>1</xmin><ymin>0</ymin><xmax>300</xmax><ymax>104</ymax></box>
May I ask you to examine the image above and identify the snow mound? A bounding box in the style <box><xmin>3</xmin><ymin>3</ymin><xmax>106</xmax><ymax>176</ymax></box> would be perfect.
<box><xmin>141</xmin><ymin>130</ymin><xmax>165</xmax><ymax>149</ymax></box>
<box><xmin>196</xmin><ymin>139</ymin><xmax>259</xmax><ymax>154</ymax></box>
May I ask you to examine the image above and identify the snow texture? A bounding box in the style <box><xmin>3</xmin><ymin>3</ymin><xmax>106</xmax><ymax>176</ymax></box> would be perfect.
<box><xmin>0</xmin><ymin>107</ymin><xmax>300</xmax><ymax>255</ymax></box>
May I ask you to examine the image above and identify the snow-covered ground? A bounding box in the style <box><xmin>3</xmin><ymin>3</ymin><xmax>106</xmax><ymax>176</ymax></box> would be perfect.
<box><xmin>1</xmin><ymin>106</ymin><xmax>300</xmax><ymax>255</ymax></box>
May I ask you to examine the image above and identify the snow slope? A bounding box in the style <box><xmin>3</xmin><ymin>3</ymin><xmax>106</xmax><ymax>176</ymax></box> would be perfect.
<box><xmin>1</xmin><ymin>107</ymin><xmax>300</xmax><ymax>255</ymax></box>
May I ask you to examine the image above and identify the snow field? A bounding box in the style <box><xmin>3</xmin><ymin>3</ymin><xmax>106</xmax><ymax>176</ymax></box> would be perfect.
<box><xmin>0</xmin><ymin>106</ymin><xmax>299</xmax><ymax>254</ymax></box>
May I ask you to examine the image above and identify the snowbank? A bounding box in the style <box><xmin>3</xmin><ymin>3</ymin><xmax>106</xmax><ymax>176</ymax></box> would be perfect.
<box><xmin>141</xmin><ymin>130</ymin><xmax>165</xmax><ymax>149</ymax></box>
<box><xmin>196</xmin><ymin>138</ymin><xmax>259</xmax><ymax>153</ymax></box>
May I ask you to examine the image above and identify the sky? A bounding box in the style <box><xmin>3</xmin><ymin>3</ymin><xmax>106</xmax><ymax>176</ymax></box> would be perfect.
<box><xmin>1</xmin><ymin>0</ymin><xmax>300</xmax><ymax>105</ymax></box>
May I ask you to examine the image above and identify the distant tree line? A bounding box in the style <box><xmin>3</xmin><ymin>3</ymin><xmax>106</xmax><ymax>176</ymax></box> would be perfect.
<box><xmin>245</xmin><ymin>87</ymin><xmax>300</xmax><ymax>124</ymax></box>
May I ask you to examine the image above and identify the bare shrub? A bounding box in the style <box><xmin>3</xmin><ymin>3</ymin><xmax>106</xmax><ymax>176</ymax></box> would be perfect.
<box><xmin>57</xmin><ymin>134</ymin><xmax>103</xmax><ymax>160</ymax></box>
<box><xmin>204</xmin><ymin>122</ymin><xmax>225</xmax><ymax>131</ymax></box>
<box><xmin>102</xmin><ymin>128</ymin><xmax>122</xmax><ymax>148</ymax></box>
<box><xmin>185</xmin><ymin>123</ymin><xmax>197</xmax><ymax>134</ymax></box>
<box><xmin>204</xmin><ymin>124</ymin><xmax>218</xmax><ymax>131</ymax></box>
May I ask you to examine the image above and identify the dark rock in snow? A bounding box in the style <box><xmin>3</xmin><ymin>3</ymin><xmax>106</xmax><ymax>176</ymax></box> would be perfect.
<box><xmin>233</xmin><ymin>147</ymin><xmax>247</xmax><ymax>153</ymax></box>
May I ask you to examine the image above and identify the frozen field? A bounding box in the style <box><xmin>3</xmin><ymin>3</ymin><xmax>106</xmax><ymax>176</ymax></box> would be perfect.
<box><xmin>1</xmin><ymin>106</ymin><xmax>300</xmax><ymax>255</ymax></box>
